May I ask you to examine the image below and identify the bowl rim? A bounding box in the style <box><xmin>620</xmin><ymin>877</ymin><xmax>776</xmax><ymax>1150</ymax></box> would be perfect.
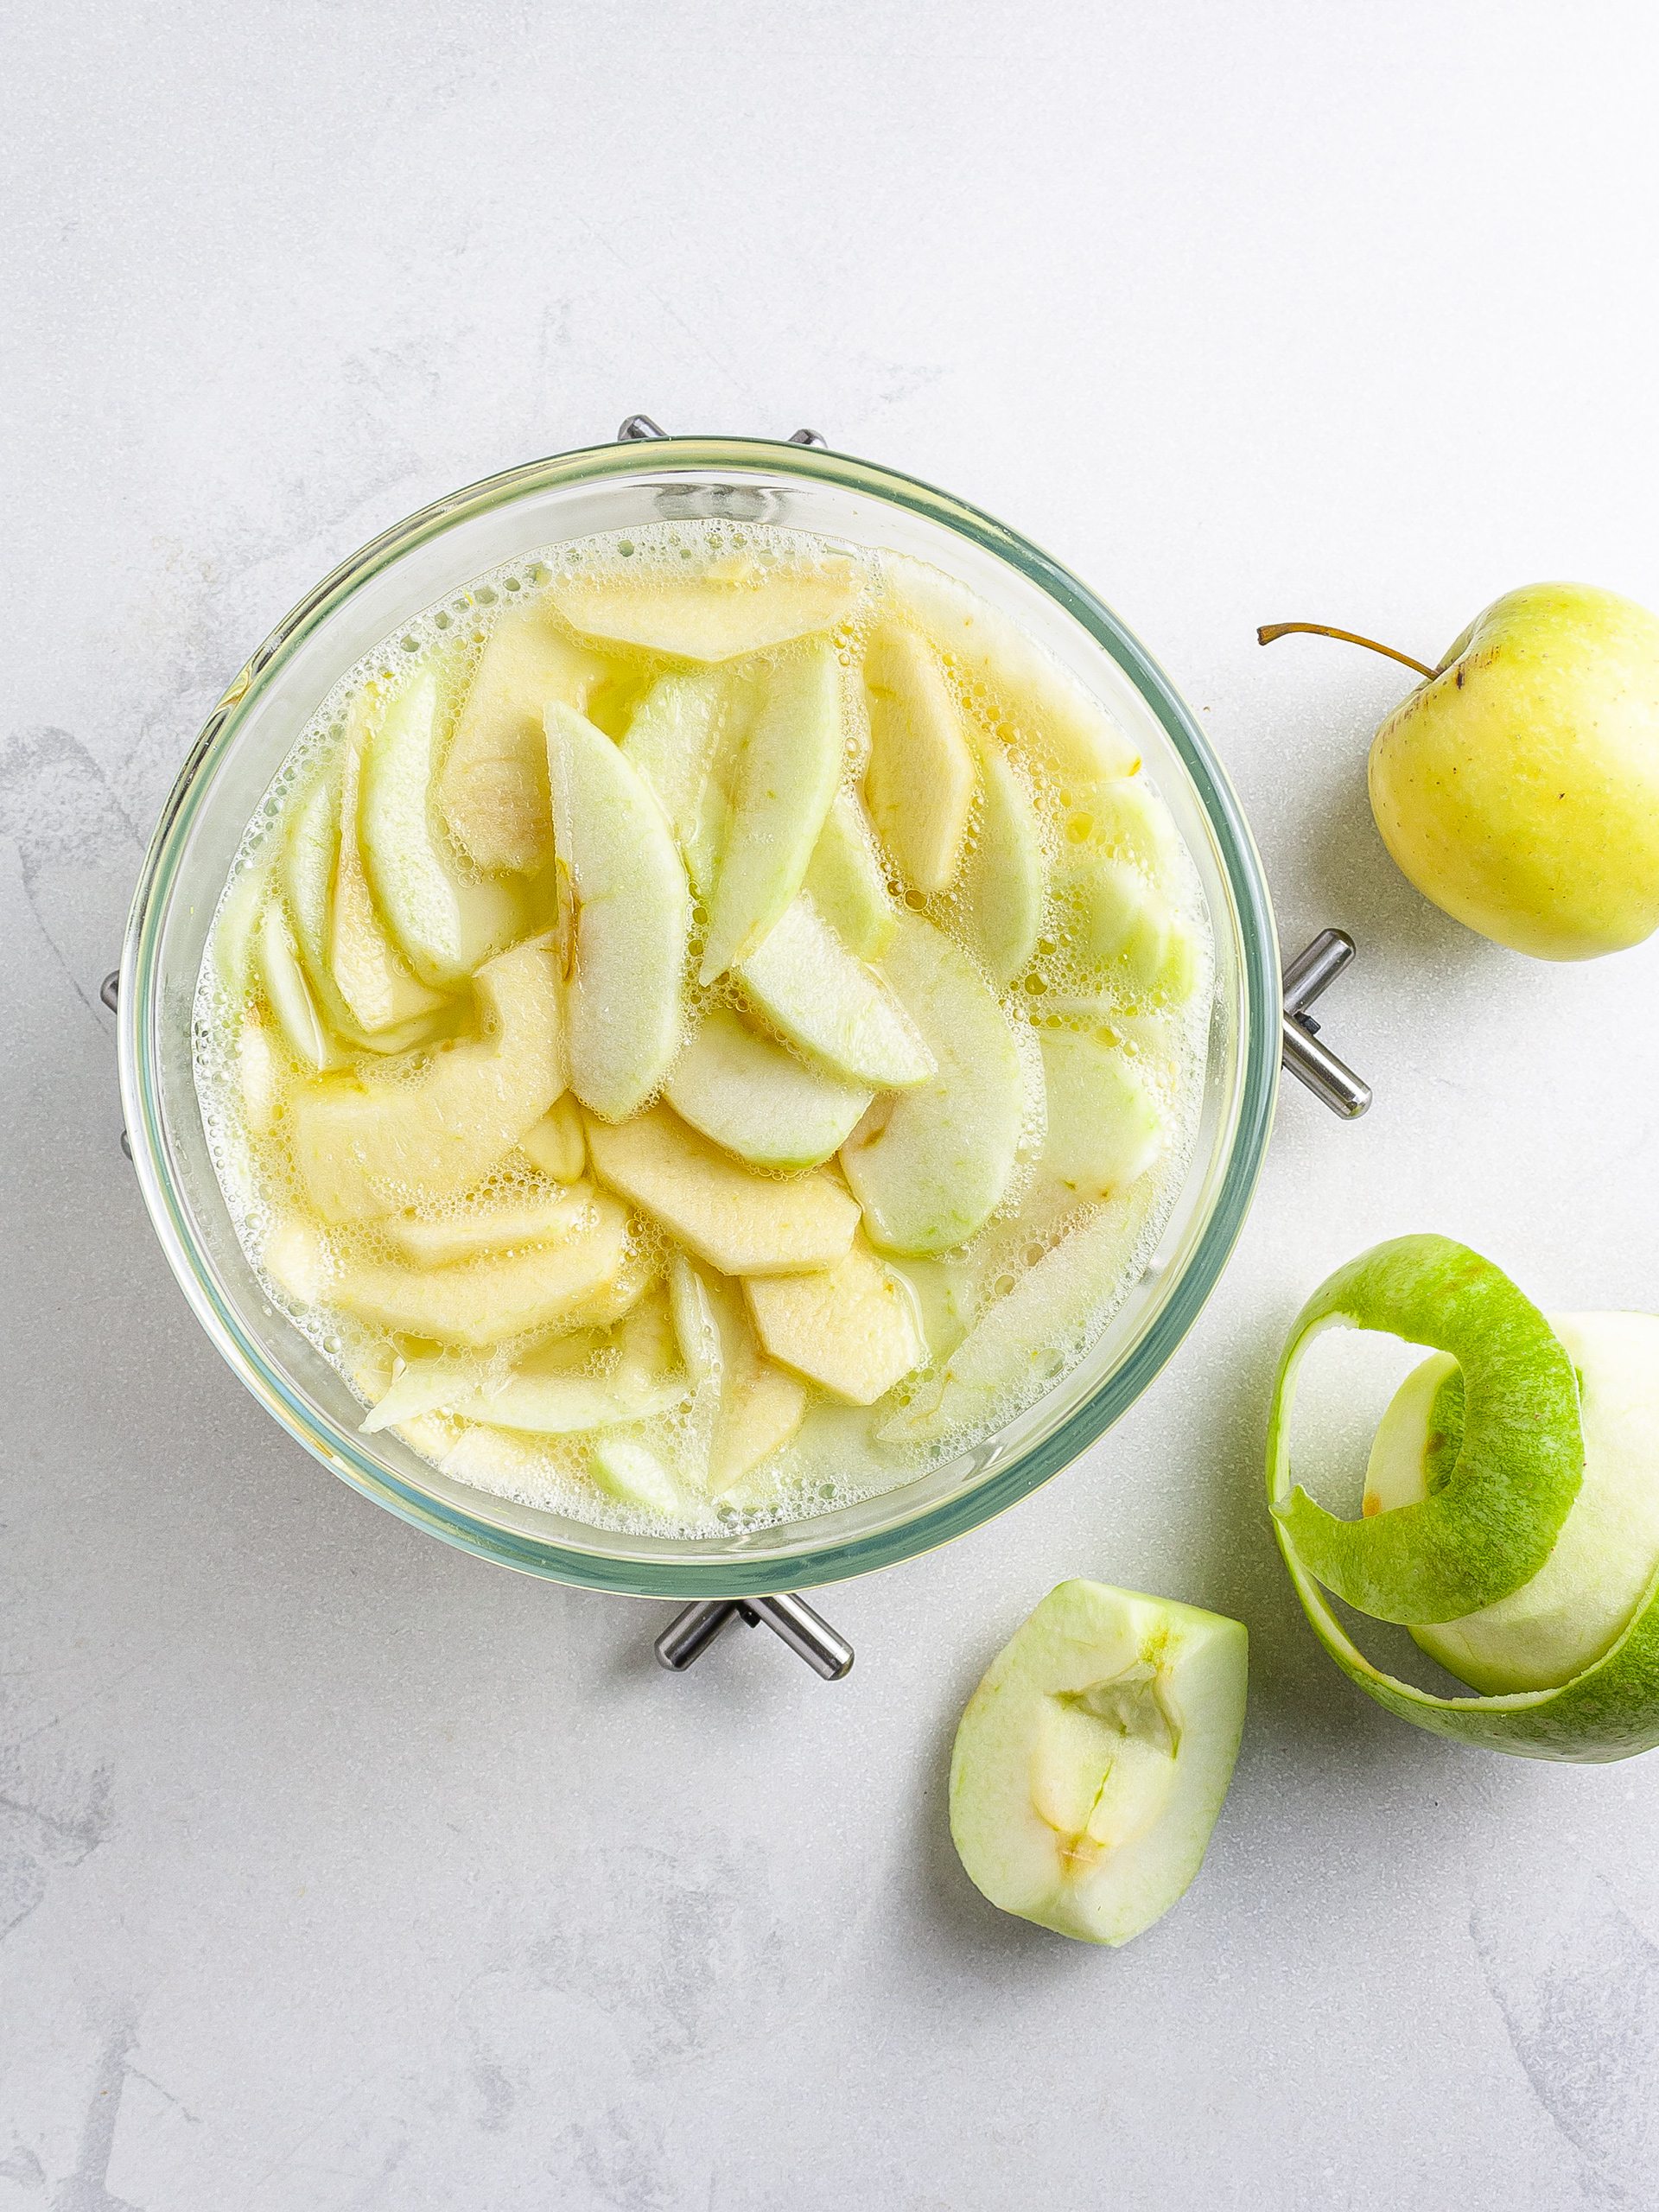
<box><xmin>118</xmin><ymin>433</ymin><xmax>1281</xmax><ymax>1596</ymax></box>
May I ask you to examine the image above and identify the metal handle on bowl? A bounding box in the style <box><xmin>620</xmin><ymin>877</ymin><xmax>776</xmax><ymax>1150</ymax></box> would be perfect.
<box><xmin>655</xmin><ymin>1594</ymin><xmax>854</xmax><ymax>1680</ymax></box>
<box><xmin>1282</xmin><ymin>931</ymin><xmax>1370</xmax><ymax>1118</ymax></box>
<box><xmin>618</xmin><ymin>415</ymin><xmax>828</xmax><ymax>449</ymax></box>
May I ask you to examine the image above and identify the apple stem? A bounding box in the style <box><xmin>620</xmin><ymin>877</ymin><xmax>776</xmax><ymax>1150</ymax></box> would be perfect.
<box><xmin>1256</xmin><ymin>622</ymin><xmax>1435</xmax><ymax>681</ymax></box>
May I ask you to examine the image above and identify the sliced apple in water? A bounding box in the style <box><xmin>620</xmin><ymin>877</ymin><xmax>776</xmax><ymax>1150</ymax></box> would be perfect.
<box><xmin>327</xmin><ymin>1189</ymin><xmax>632</xmax><ymax>1347</ymax></box>
<box><xmin>588</xmin><ymin>1438</ymin><xmax>683</xmax><ymax>1514</ymax></box>
<box><xmin>547</xmin><ymin>702</ymin><xmax>691</xmax><ymax>1122</ymax></box>
<box><xmin>881</xmin><ymin>1191</ymin><xmax>1156</xmax><ymax>1445</ymax></box>
<box><xmin>619</xmin><ymin>664</ymin><xmax>734</xmax><ymax>900</ymax></box>
<box><xmin>1055</xmin><ymin>855</ymin><xmax>1197</xmax><ymax>1007</ymax></box>
<box><xmin>383</xmin><ymin>1181</ymin><xmax>594</xmax><ymax>1267</ymax></box>
<box><xmin>669</xmin><ymin>1254</ymin><xmax>808</xmax><ymax>1492</ymax></box>
<box><xmin>237</xmin><ymin>1009</ymin><xmax>287</xmax><ymax>1134</ymax></box>
<box><xmin>257</xmin><ymin>894</ymin><xmax>340</xmax><ymax>1073</ymax></box>
<box><xmin>293</xmin><ymin>934</ymin><xmax>563</xmax><ymax>1222</ymax></box>
<box><xmin>1060</xmin><ymin>776</ymin><xmax>1182</xmax><ymax>875</ymax></box>
<box><xmin>518</xmin><ymin>1092</ymin><xmax>586</xmax><ymax>1183</ymax></box>
<box><xmin>664</xmin><ymin>1005</ymin><xmax>872</xmax><ymax>1171</ymax></box>
<box><xmin>886</xmin><ymin>554</ymin><xmax>1141</xmax><ymax>786</ymax></box>
<box><xmin>1036</xmin><ymin>1030</ymin><xmax>1163</xmax><ymax>1205</ymax></box>
<box><xmin>952</xmin><ymin>734</ymin><xmax>1046</xmax><ymax>986</ymax></box>
<box><xmin>863</xmin><ymin>623</ymin><xmax>978</xmax><ymax>894</ymax></box>
<box><xmin>585</xmin><ymin>1105</ymin><xmax>858</xmax><ymax>1276</ymax></box>
<box><xmin>740</xmin><ymin>896</ymin><xmax>933</xmax><ymax>1090</ymax></box>
<box><xmin>550</xmin><ymin>546</ymin><xmax>867</xmax><ymax>663</ymax></box>
<box><xmin>449</xmin><ymin>1366</ymin><xmax>687</xmax><ymax>1435</ymax></box>
<box><xmin>360</xmin><ymin>668</ymin><xmax>526</xmax><ymax>986</ymax></box>
<box><xmin>700</xmin><ymin>641</ymin><xmax>843</xmax><ymax>982</ymax></box>
<box><xmin>213</xmin><ymin>860</ymin><xmax>273</xmax><ymax>1002</ymax></box>
<box><xmin>331</xmin><ymin>704</ymin><xmax>450</xmax><ymax>1033</ymax></box>
<box><xmin>841</xmin><ymin>915</ymin><xmax>1025</xmax><ymax>1255</ymax></box>
<box><xmin>437</xmin><ymin>599</ymin><xmax>621</xmax><ymax>873</ymax></box>
<box><xmin>745</xmin><ymin>1235</ymin><xmax>925</xmax><ymax>1405</ymax></box>
<box><xmin>803</xmin><ymin>788</ymin><xmax>896</xmax><ymax>959</ymax></box>
<box><xmin>950</xmin><ymin>1580</ymin><xmax>1248</xmax><ymax>1946</ymax></box>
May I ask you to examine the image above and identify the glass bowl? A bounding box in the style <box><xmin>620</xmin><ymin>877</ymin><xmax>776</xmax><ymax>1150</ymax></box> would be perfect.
<box><xmin>117</xmin><ymin>435</ymin><xmax>1279</xmax><ymax>1598</ymax></box>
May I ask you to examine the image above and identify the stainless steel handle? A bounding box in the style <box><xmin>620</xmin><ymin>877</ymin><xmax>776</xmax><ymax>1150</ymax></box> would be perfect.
<box><xmin>1281</xmin><ymin>929</ymin><xmax>1371</xmax><ymax>1118</ymax></box>
<box><xmin>654</xmin><ymin>1593</ymin><xmax>854</xmax><ymax>1680</ymax></box>
<box><xmin>617</xmin><ymin>415</ymin><xmax>827</xmax><ymax>448</ymax></box>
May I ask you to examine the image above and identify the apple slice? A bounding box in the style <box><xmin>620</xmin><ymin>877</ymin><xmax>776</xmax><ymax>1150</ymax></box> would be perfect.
<box><xmin>886</xmin><ymin>554</ymin><xmax>1141</xmax><ymax>786</ymax></box>
<box><xmin>257</xmin><ymin>894</ymin><xmax>341</xmax><ymax>1072</ymax></box>
<box><xmin>213</xmin><ymin>859</ymin><xmax>273</xmax><ymax>1002</ymax></box>
<box><xmin>1060</xmin><ymin>776</ymin><xmax>1182</xmax><ymax>876</ymax></box>
<box><xmin>1036</xmin><ymin>1030</ymin><xmax>1164</xmax><ymax>1205</ymax></box>
<box><xmin>383</xmin><ymin>1182</ymin><xmax>594</xmax><ymax>1266</ymax></box>
<box><xmin>739</xmin><ymin>895</ymin><xmax>934</xmax><ymax>1090</ymax></box>
<box><xmin>437</xmin><ymin>599</ymin><xmax>621</xmax><ymax>873</ymax></box>
<box><xmin>327</xmin><ymin>1187</ymin><xmax>632</xmax><ymax>1346</ymax></box>
<box><xmin>518</xmin><ymin>1093</ymin><xmax>586</xmax><ymax>1183</ymax></box>
<box><xmin>293</xmin><ymin>934</ymin><xmax>563</xmax><ymax>1222</ymax></box>
<box><xmin>549</xmin><ymin>546</ymin><xmax>867</xmax><ymax>663</ymax></box>
<box><xmin>450</xmin><ymin>1365</ymin><xmax>687</xmax><ymax>1435</ymax></box>
<box><xmin>360</xmin><ymin>668</ymin><xmax>526</xmax><ymax>986</ymax></box>
<box><xmin>700</xmin><ymin>640</ymin><xmax>843</xmax><ymax>982</ymax></box>
<box><xmin>1055</xmin><ymin>855</ymin><xmax>1197</xmax><ymax>1006</ymax></box>
<box><xmin>880</xmin><ymin>1193</ymin><xmax>1155</xmax><ymax>1444</ymax></box>
<box><xmin>237</xmin><ymin>1011</ymin><xmax>287</xmax><ymax>1135</ymax></box>
<box><xmin>863</xmin><ymin>623</ymin><xmax>978</xmax><ymax>893</ymax></box>
<box><xmin>584</xmin><ymin>1105</ymin><xmax>859</xmax><ymax>1276</ymax></box>
<box><xmin>840</xmin><ymin>915</ymin><xmax>1025</xmax><ymax>1255</ymax></box>
<box><xmin>669</xmin><ymin>1254</ymin><xmax>808</xmax><ymax>1492</ymax></box>
<box><xmin>804</xmin><ymin>789</ymin><xmax>896</xmax><ymax>960</ymax></box>
<box><xmin>619</xmin><ymin>664</ymin><xmax>734</xmax><ymax>900</ymax></box>
<box><xmin>330</xmin><ymin>705</ymin><xmax>450</xmax><ymax>1033</ymax></box>
<box><xmin>949</xmin><ymin>735</ymin><xmax>1046</xmax><ymax>986</ymax></box>
<box><xmin>950</xmin><ymin>1580</ymin><xmax>1248</xmax><ymax>1946</ymax></box>
<box><xmin>547</xmin><ymin>702</ymin><xmax>691</xmax><ymax>1122</ymax></box>
<box><xmin>588</xmin><ymin>1438</ymin><xmax>683</xmax><ymax>1514</ymax></box>
<box><xmin>745</xmin><ymin>1234</ymin><xmax>925</xmax><ymax>1405</ymax></box>
<box><xmin>664</xmin><ymin>1005</ymin><xmax>872</xmax><ymax>1172</ymax></box>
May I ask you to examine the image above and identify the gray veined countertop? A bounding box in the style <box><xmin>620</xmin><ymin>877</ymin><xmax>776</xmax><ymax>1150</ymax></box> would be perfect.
<box><xmin>5</xmin><ymin>2</ymin><xmax>1659</xmax><ymax>2205</ymax></box>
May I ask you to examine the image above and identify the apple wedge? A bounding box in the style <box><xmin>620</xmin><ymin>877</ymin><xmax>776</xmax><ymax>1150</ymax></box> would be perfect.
<box><xmin>293</xmin><ymin>934</ymin><xmax>563</xmax><ymax>1222</ymax></box>
<box><xmin>1060</xmin><ymin>776</ymin><xmax>1182</xmax><ymax>877</ymax></box>
<box><xmin>382</xmin><ymin>1182</ymin><xmax>594</xmax><ymax>1267</ymax></box>
<box><xmin>619</xmin><ymin>664</ymin><xmax>734</xmax><ymax>900</ymax></box>
<box><xmin>549</xmin><ymin>546</ymin><xmax>867</xmax><ymax>663</ymax></box>
<box><xmin>517</xmin><ymin>1093</ymin><xmax>586</xmax><ymax>1183</ymax></box>
<box><xmin>1036</xmin><ymin>1030</ymin><xmax>1164</xmax><ymax>1205</ymax></box>
<box><xmin>327</xmin><ymin>1188</ymin><xmax>632</xmax><ymax>1346</ymax></box>
<box><xmin>739</xmin><ymin>896</ymin><xmax>934</xmax><ymax>1090</ymax></box>
<box><xmin>700</xmin><ymin>640</ymin><xmax>843</xmax><ymax>982</ymax></box>
<box><xmin>437</xmin><ymin>599</ymin><xmax>621</xmax><ymax>873</ymax></box>
<box><xmin>1056</xmin><ymin>855</ymin><xmax>1197</xmax><ymax>1007</ymax></box>
<box><xmin>585</xmin><ymin>1105</ymin><xmax>859</xmax><ymax>1277</ymax></box>
<box><xmin>664</xmin><ymin>1005</ymin><xmax>872</xmax><ymax>1172</ymax></box>
<box><xmin>840</xmin><ymin>915</ymin><xmax>1025</xmax><ymax>1255</ymax></box>
<box><xmin>588</xmin><ymin>1438</ymin><xmax>683</xmax><ymax>1514</ymax></box>
<box><xmin>237</xmin><ymin>1010</ymin><xmax>287</xmax><ymax>1135</ymax></box>
<box><xmin>863</xmin><ymin>623</ymin><xmax>978</xmax><ymax>894</ymax></box>
<box><xmin>886</xmin><ymin>554</ymin><xmax>1141</xmax><ymax>786</ymax></box>
<box><xmin>257</xmin><ymin>893</ymin><xmax>340</xmax><ymax>1073</ymax></box>
<box><xmin>547</xmin><ymin>702</ymin><xmax>692</xmax><ymax>1122</ymax></box>
<box><xmin>950</xmin><ymin>1580</ymin><xmax>1248</xmax><ymax>1946</ymax></box>
<box><xmin>331</xmin><ymin>704</ymin><xmax>450</xmax><ymax>1033</ymax></box>
<box><xmin>360</xmin><ymin>668</ymin><xmax>526</xmax><ymax>986</ymax></box>
<box><xmin>745</xmin><ymin>1235</ymin><xmax>925</xmax><ymax>1406</ymax></box>
<box><xmin>804</xmin><ymin>789</ymin><xmax>896</xmax><ymax>960</ymax></box>
<box><xmin>955</xmin><ymin>735</ymin><xmax>1046</xmax><ymax>985</ymax></box>
<box><xmin>669</xmin><ymin>1254</ymin><xmax>807</xmax><ymax>1492</ymax></box>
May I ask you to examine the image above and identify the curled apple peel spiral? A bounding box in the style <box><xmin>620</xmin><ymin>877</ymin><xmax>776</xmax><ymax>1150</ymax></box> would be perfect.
<box><xmin>1268</xmin><ymin>1234</ymin><xmax>1659</xmax><ymax>1761</ymax></box>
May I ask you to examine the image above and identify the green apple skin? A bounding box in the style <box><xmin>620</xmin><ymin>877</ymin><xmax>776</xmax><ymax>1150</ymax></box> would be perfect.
<box><xmin>950</xmin><ymin>1580</ymin><xmax>1248</xmax><ymax>1947</ymax></box>
<box><xmin>1369</xmin><ymin>584</ymin><xmax>1659</xmax><ymax>961</ymax></box>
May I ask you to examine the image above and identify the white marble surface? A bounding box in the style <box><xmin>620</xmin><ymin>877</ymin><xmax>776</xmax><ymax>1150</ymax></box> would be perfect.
<box><xmin>6</xmin><ymin>3</ymin><xmax>1659</xmax><ymax>2203</ymax></box>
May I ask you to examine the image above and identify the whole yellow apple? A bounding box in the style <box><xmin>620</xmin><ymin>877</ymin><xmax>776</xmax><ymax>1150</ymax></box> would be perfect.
<box><xmin>1366</xmin><ymin>584</ymin><xmax>1659</xmax><ymax>960</ymax></box>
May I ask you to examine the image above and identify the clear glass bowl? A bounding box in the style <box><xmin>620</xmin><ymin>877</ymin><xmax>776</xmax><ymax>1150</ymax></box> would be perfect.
<box><xmin>117</xmin><ymin>436</ymin><xmax>1279</xmax><ymax>1597</ymax></box>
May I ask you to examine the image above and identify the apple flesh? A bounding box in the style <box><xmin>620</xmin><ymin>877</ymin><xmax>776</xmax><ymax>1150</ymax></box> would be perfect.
<box><xmin>292</xmin><ymin>934</ymin><xmax>563</xmax><ymax>1221</ymax></box>
<box><xmin>668</xmin><ymin>1252</ymin><xmax>807</xmax><ymax>1491</ymax></box>
<box><xmin>619</xmin><ymin>664</ymin><xmax>732</xmax><ymax>900</ymax></box>
<box><xmin>330</xmin><ymin>706</ymin><xmax>450</xmax><ymax>1033</ymax></box>
<box><xmin>739</xmin><ymin>896</ymin><xmax>935</xmax><ymax>1090</ymax></box>
<box><xmin>954</xmin><ymin>736</ymin><xmax>1046</xmax><ymax>986</ymax></box>
<box><xmin>517</xmin><ymin>1093</ymin><xmax>587</xmax><ymax>1183</ymax></box>
<box><xmin>1368</xmin><ymin>584</ymin><xmax>1659</xmax><ymax>960</ymax></box>
<box><xmin>546</xmin><ymin>702</ymin><xmax>691</xmax><ymax>1121</ymax></box>
<box><xmin>840</xmin><ymin>915</ymin><xmax>1026</xmax><ymax>1255</ymax></box>
<box><xmin>950</xmin><ymin>1580</ymin><xmax>1248</xmax><ymax>1946</ymax></box>
<box><xmin>1035</xmin><ymin>1030</ymin><xmax>1164</xmax><ymax>1209</ymax></box>
<box><xmin>863</xmin><ymin>623</ymin><xmax>978</xmax><ymax>895</ymax></box>
<box><xmin>803</xmin><ymin>791</ymin><xmax>896</xmax><ymax>961</ymax></box>
<box><xmin>359</xmin><ymin>670</ymin><xmax>525</xmax><ymax>987</ymax></box>
<box><xmin>549</xmin><ymin>548</ymin><xmax>867</xmax><ymax>663</ymax></box>
<box><xmin>664</xmin><ymin>1005</ymin><xmax>872</xmax><ymax>1171</ymax></box>
<box><xmin>744</xmin><ymin>1234</ymin><xmax>925</xmax><ymax>1405</ymax></box>
<box><xmin>1055</xmin><ymin>855</ymin><xmax>1196</xmax><ymax>1007</ymax></box>
<box><xmin>584</xmin><ymin>1105</ymin><xmax>860</xmax><ymax>1277</ymax></box>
